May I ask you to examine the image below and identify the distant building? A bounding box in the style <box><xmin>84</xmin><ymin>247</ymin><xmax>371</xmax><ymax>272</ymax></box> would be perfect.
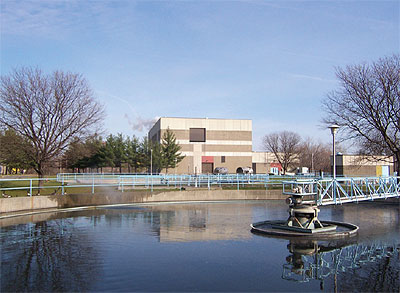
<box><xmin>333</xmin><ymin>154</ymin><xmax>394</xmax><ymax>177</ymax></box>
<box><xmin>148</xmin><ymin>117</ymin><xmax>395</xmax><ymax>177</ymax></box>
<box><xmin>148</xmin><ymin>117</ymin><xmax>252</xmax><ymax>174</ymax></box>
<box><xmin>251</xmin><ymin>152</ymin><xmax>282</xmax><ymax>175</ymax></box>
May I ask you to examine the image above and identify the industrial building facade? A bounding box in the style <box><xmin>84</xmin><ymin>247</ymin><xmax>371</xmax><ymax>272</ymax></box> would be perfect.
<box><xmin>148</xmin><ymin>117</ymin><xmax>253</xmax><ymax>174</ymax></box>
<box><xmin>251</xmin><ymin>152</ymin><xmax>282</xmax><ymax>175</ymax></box>
<box><xmin>148</xmin><ymin>117</ymin><xmax>394</xmax><ymax>176</ymax></box>
<box><xmin>334</xmin><ymin>154</ymin><xmax>394</xmax><ymax>177</ymax></box>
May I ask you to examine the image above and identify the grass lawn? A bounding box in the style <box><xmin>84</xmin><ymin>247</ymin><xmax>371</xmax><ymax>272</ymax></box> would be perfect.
<box><xmin>0</xmin><ymin>177</ymin><xmax>190</xmax><ymax>197</ymax></box>
<box><xmin>0</xmin><ymin>177</ymin><xmax>100</xmax><ymax>197</ymax></box>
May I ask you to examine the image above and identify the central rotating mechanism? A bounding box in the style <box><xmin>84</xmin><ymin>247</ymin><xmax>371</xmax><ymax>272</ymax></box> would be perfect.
<box><xmin>251</xmin><ymin>180</ymin><xmax>358</xmax><ymax>238</ymax></box>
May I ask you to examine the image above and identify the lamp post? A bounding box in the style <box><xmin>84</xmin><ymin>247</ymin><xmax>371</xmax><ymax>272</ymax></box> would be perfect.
<box><xmin>150</xmin><ymin>149</ymin><xmax>153</xmax><ymax>176</ymax></box>
<box><xmin>329</xmin><ymin>124</ymin><xmax>339</xmax><ymax>203</ymax></box>
<box><xmin>329</xmin><ymin>124</ymin><xmax>340</xmax><ymax>179</ymax></box>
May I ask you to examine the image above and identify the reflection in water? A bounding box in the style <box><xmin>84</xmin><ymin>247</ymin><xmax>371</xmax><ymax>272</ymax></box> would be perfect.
<box><xmin>153</xmin><ymin>204</ymin><xmax>253</xmax><ymax>242</ymax></box>
<box><xmin>1</xmin><ymin>201</ymin><xmax>399</xmax><ymax>292</ymax></box>
<box><xmin>282</xmin><ymin>239</ymin><xmax>399</xmax><ymax>292</ymax></box>
<box><xmin>1</xmin><ymin>219</ymin><xmax>102</xmax><ymax>292</ymax></box>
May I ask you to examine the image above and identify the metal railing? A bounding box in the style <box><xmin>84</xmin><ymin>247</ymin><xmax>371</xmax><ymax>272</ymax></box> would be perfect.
<box><xmin>283</xmin><ymin>176</ymin><xmax>400</xmax><ymax>206</ymax></box>
<box><xmin>1</xmin><ymin>173</ymin><xmax>308</xmax><ymax>196</ymax></box>
<box><xmin>58</xmin><ymin>173</ymin><xmax>308</xmax><ymax>192</ymax></box>
<box><xmin>3</xmin><ymin>174</ymin><xmax>399</xmax><ymax>200</ymax></box>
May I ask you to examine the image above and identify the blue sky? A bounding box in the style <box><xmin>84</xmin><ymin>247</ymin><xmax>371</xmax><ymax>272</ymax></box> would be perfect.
<box><xmin>1</xmin><ymin>0</ymin><xmax>399</xmax><ymax>150</ymax></box>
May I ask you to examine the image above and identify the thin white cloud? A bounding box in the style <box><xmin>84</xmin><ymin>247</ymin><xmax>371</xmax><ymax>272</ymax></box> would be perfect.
<box><xmin>1</xmin><ymin>0</ymin><xmax>77</xmax><ymax>38</ymax></box>
<box><xmin>289</xmin><ymin>73</ymin><xmax>337</xmax><ymax>83</ymax></box>
<box><xmin>239</xmin><ymin>0</ymin><xmax>396</xmax><ymax>27</ymax></box>
<box><xmin>96</xmin><ymin>90</ymin><xmax>157</xmax><ymax>134</ymax></box>
<box><xmin>0</xmin><ymin>0</ymin><xmax>138</xmax><ymax>39</ymax></box>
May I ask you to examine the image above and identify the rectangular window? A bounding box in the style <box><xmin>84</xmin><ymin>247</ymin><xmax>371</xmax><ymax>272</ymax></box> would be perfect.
<box><xmin>190</xmin><ymin>128</ymin><xmax>206</xmax><ymax>142</ymax></box>
<box><xmin>221</xmin><ymin>156</ymin><xmax>225</xmax><ymax>163</ymax></box>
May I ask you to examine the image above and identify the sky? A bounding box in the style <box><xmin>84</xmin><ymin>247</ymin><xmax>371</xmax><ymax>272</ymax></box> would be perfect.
<box><xmin>1</xmin><ymin>0</ymin><xmax>399</xmax><ymax>150</ymax></box>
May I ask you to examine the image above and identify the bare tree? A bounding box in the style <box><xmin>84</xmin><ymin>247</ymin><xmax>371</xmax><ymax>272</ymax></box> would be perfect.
<box><xmin>322</xmin><ymin>54</ymin><xmax>400</xmax><ymax>173</ymax></box>
<box><xmin>263</xmin><ymin>131</ymin><xmax>301</xmax><ymax>174</ymax></box>
<box><xmin>0</xmin><ymin>67</ymin><xmax>105</xmax><ymax>178</ymax></box>
<box><xmin>298</xmin><ymin>139</ymin><xmax>332</xmax><ymax>173</ymax></box>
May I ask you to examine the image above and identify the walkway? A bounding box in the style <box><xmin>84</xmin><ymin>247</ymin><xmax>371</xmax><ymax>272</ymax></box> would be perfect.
<box><xmin>283</xmin><ymin>176</ymin><xmax>400</xmax><ymax>206</ymax></box>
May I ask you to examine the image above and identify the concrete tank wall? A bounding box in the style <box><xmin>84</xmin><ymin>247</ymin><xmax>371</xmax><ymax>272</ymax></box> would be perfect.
<box><xmin>0</xmin><ymin>189</ymin><xmax>285</xmax><ymax>214</ymax></box>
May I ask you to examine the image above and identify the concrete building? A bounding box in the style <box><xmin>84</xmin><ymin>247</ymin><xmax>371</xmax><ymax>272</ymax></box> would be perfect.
<box><xmin>148</xmin><ymin>117</ymin><xmax>252</xmax><ymax>174</ymax></box>
<box><xmin>149</xmin><ymin>117</ymin><xmax>395</xmax><ymax>177</ymax></box>
<box><xmin>252</xmin><ymin>152</ymin><xmax>282</xmax><ymax>175</ymax></box>
<box><xmin>334</xmin><ymin>154</ymin><xmax>394</xmax><ymax>177</ymax></box>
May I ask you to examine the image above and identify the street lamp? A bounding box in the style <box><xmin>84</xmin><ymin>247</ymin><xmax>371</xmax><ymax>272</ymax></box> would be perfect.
<box><xmin>150</xmin><ymin>149</ymin><xmax>153</xmax><ymax>176</ymax></box>
<box><xmin>329</xmin><ymin>124</ymin><xmax>340</xmax><ymax>179</ymax></box>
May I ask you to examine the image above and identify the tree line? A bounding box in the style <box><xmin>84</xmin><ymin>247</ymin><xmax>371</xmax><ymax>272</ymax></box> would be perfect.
<box><xmin>0</xmin><ymin>128</ymin><xmax>184</xmax><ymax>175</ymax></box>
<box><xmin>64</xmin><ymin>128</ymin><xmax>184</xmax><ymax>173</ymax></box>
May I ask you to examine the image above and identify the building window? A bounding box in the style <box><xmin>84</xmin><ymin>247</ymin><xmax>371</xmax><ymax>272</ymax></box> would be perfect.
<box><xmin>221</xmin><ymin>156</ymin><xmax>225</xmax><ymax>163</ymax></box>
<box><xmin>190</xmin><ymin>128</ymin><xmax>206</xmax><ymax>142</ymax></box>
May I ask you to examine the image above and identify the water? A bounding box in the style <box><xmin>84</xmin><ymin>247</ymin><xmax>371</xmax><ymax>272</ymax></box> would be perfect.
<box><xmin>1</xmin><ymin>200</ymin><xmax>399</xmax><ymax>292</ymax></box>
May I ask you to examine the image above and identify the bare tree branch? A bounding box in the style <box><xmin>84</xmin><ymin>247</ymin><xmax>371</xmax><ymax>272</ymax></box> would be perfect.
<box><xmin>322</xmin><ymin>54</ymin><xmax>400</xmax><ymax>173</ymax></box>
<box><xmin>0</xmin><ymin>67</ymin><xmax>105</xmax><ymax>177</ymax></box>
<box><xmin>262</xmin><ymin>131</ymin><xmax>301</xmax><ymax>174</ymax></box>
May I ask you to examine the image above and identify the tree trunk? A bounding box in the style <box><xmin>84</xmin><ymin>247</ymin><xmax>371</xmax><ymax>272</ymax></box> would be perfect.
<box><xmin>37</xmin><ymin>164</ymin><xmax>44</xmax><ymax>195</ymax></box>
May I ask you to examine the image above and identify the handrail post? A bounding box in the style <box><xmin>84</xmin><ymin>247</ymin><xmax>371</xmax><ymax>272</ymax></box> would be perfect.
<box><xmin>61</xmin><ymin>176</ymin><xmax>64</xmax><ymax>195</ymax></box>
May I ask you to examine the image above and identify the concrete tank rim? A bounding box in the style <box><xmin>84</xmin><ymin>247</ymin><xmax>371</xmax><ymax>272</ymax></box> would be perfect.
<box><xmin>0</xmin><ymin>199</ymin><xmax>280</xmax><ymax>221</ymax></box>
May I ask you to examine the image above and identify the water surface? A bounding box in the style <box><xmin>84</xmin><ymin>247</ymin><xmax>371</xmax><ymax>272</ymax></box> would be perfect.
<box><xmin>1</xmin><ymin>200</ymin><xmax>399</xmax><ymax>292</ymax></box>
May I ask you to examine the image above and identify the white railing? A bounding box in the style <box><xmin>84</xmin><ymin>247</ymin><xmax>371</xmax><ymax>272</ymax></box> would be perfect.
<box><xmin>283</xmin><ymin>176</ymin><xmax>400</xmax><ymax>206</ymax></box>
<box><xmin>1</xmin><ymin>173</ymin><xmax>309</xmax><ymax>197</ymax></box>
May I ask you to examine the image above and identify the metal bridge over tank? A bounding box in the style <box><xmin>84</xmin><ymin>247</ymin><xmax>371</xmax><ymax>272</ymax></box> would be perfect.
<box><xmin>283</xmin><ymin>176</ymin><xmax>400</xmax><ymax>206</ymax></box>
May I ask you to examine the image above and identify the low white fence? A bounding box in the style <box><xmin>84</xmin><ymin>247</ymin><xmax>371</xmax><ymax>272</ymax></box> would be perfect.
<box><xmin>1</xmin><ymin>173</ymin><xmax>309</xmax><ymax>196</ymax></box>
